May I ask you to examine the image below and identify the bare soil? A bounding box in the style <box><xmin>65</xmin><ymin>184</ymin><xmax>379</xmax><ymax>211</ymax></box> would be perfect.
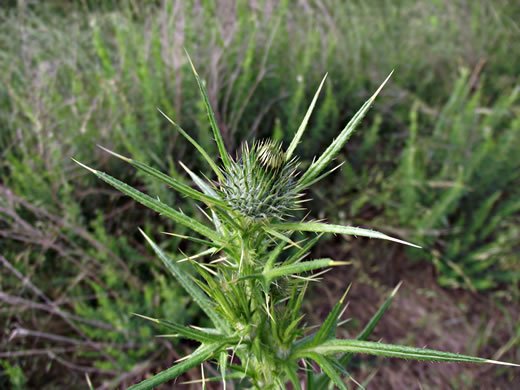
<box><xmin>307</xmin><ymin>238</ymin><xmax>519</xmax><ymax>389</ymax></box>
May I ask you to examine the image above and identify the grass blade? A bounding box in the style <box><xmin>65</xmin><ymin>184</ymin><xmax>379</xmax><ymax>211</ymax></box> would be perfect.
<box><xmin>355</xmin><ymin>282</ymin><xmax>401</xmax><ymax>343</ymax></box>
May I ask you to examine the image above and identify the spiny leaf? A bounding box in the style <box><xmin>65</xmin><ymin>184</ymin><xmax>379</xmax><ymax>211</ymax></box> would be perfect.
<box><xmin>97</xmin><ymin>145</ymin><xmax>226</xmax><ymax>208</ymax></box>
<box><xmin>286</xmin><ymin>73</ymin><xmax>328</xmax><ymax>161</ymax></box>
<box><xmin>158</xmin><ymin>108</ymin><xmax>225</xmax><ymax>182</ymax></box>
<box><xmin>264</xmin><ymin>258</ymin><xmax>350</xmax><ymax>280</ymax></box>
<box><xmin>162</xmin><ymin>232</ymin><xmax>222</xmax><ymax>250</ymax></box>
<box><xmin>139</xmin><ymin>229</ymin><xmax>228</xmax><ymax>332</ymax></box>
<box><xmin>178</xmin><ymin>161</ymin><xmax>220</xmax><ymax>198</ymax></box>
<box><xmin>185</xmin><ymin>49</ymin><xmax>232</xmax><ymax>170</ymax></box>
<box><xmin>284</xmin><ymin>233</ymin><xmax>324</xmax><ymax>265</ymax></box>
<box><xmin>219</xmin><ymin>351</ymin><xmax>228</xmax><ymax>390</ymax></box>
<box><xmin>73</xmin><ymin>159</ymin><xmax>223</xmax><ymax>244</ymax></box>
<box><xmin>132</xmin><ymin>313</ymin><xmax>231</xmax><ymax>343</ymax></box>
<box><xmin>127</xmin><ymin>342</ymin><xmax>225</xmax><ymax>390</ymax></box>
<box><xmin>284</xmin><ymin>364</ymin><xmax>303</xmax><ymax>390</ymax></box>
<box><xmin>355</xmin><ymin>282</ymin><xmax>402</xmax><ymax>343</ymax></box>
<box><xmin>296</xmin><ymin>339</ymin><xmax>520</xmax><ymax>365</ymax></box>
<box><xmin>309</xmin><ymin>284</ymin><xmax>351</xmax><ymax>347</ymax></box>
<box><xmin>268</xmin><ymin>221</ymin><xmax>421</xmax><ymax>248</ymax></box>
<box><xmin>306</xmin><ymin>352</ymin><xmax>348</xmax><ymax>390</ymax></box>
<box><xmin>262</xmin><ymin>240</ymin><xmax>286</xmax><ymax>274</ymax></box>
<box><xmin>176</xmin><ymin>247</ymin><xmax>217</xmax><ymax>264</ymax></box>
<box><xmin>314</xmin><ymin>283</ymin><xmax>401</xmax><ymax>389</ymax></box>
<box><xmin>263</xmin><ymin>226</ymin><xmax>301</xmax><ymax>249</ymax></box>
<box><xmin>298</xmin><ymin>71</ymin><xmax>393</xmax><ymax>189</ymax></box>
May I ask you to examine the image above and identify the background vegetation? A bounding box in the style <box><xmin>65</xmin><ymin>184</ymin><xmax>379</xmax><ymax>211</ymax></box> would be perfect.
<box><xmin>1</xmin><ymin>0</ymin><xmax>518</xmax><ymax>388</ymax></box>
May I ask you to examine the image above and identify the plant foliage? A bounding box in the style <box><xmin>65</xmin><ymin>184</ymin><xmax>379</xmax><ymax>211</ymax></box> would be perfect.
<box><xmin>76</xmin><ymin>56</ymin><xmax>518</xmax><ymax>389</ymax></box>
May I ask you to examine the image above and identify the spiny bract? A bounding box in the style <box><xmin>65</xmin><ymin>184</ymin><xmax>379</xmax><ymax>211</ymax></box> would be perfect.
<box><xmin>218</xmin><ymin>139</ymin><xmax>302</xmax><ymax>221</ymax></box>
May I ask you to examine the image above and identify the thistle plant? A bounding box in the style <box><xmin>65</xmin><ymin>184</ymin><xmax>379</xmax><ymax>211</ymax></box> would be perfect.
<box><xmin>74</xmin><ymin>54</ymin><xmax>518</xmax><ymax>389</ymax></box>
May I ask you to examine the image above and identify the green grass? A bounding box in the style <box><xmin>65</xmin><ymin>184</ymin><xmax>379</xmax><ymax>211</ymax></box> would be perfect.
<box><xmin>390</xmin><ymin>70</ymin><xmax>520</xmax><ymax>290</ymax></box>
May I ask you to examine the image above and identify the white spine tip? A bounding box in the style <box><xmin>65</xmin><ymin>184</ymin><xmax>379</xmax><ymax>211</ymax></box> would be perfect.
<box><xmin>71</xmin><ymin>158</ymin><xmax>97</xmax><ymax>174</ymax></box>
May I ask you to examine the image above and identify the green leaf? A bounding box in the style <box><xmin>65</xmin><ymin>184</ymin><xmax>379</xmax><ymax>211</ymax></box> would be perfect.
<box><xmin>312</xmin><ymin>282</ymin><xmax>402</xmax><ymax>389</ymax></box>
<box><xmin>162</xmin><ymin>232</ymin><xmax>222</xmax><ymax>250</ymax></box>
<box><xmin>73</xmin><ymin>159</ymin><xmax>223</xmax><ymax>244</ymax></box>
<box><xmin>290</xmin><ymin>282</ymin><xmax>308</xmax><ymax>323</ymax></box>
<box><xmin>306</xmin><ymin>368</ymin><xmax>316</xmax><ymax>390</ymax></box>
<box><xmin>284</xmin><ymin>233</ymin><xmax>324</xmax><ymax>265</ymax></box>
<box><xmin>178</xmin><ymin>161</ymin><xmax>235</xmax><ymax>235</ymax></box>
<box><xmin>178</xmin><ymin>161</ymin><xmax>220</xmax><ymax>199</ymax></box>
<box><xmin>306</xmin><ymin>353</ymin><xmax>348</xmax><ymax>390</ymax></box>
<box><xmin>298</xmin><ymin>72</ymin><xmax>393</xmax><ymax>189</ymax></box>
<box><xmin>262</xmin><ymin>240</ymin><xmax>286</xmax><ymax>274</ymax></box>
<box><xmin>268</xmin><ymin>222</ymin><xmax>421</xmax><ymax>248</ymax></box>
<box><xmin>263</xmin><ymin>226</ymin><xmax>300</xmax><ymax>248</ymax></box>
<box><xmin>264</xmin><ymin>258</ymin><xmax>350</xmax><ymax>280</ymax></box>
<box><xmin>286</xmin><ymin>73</ymin><xmax>328</xmax><ymax>161</ymax></box>
<box><xmin>180</xmin><ymin>372</ymin><xmax>245</xmax><ymax>384</ymax></box>
<box><xmin>127</xmin><ymin>342</ymin><xmax>224</xmax><ymax>390</ymax></box>
<box><xmin>355</xmin><ymin>282</ymin><xmax>401</xmax><ymax>343</ymax></box>
<box><xmin>132</xmin><ymin>313</ymin><xmax>233</xmax><ymax>344</ymax></box>
<box><xmin>97</xmin><ymin>145</ymin><xmax>226</xmax><ymax>208</ymax></box>
<box><xmin>296</xmin><ymin>339</ymin><xmax>520</xmax><ymax>365</ymax></box>
<box><xmin>284</xmin><ymin>364</ymin><xmax>302</xmax><ymax>390</ymax></box>
<box><xmin>139</xmin><ymin>229</ymin><xmax>228</xmax><ymax>332</ymax></box>
<box><xmin>185</xmin><ymin>50</ymin><xmax>232</xmax><ymax>170</ymax></box>
<box><xmin>309</xmin><ymin>285</ymin><xmax>351</xmax><ymax>347</ymax></box>
<box><xmin>158</xmin><ymin>108</ymin><xmax>225</xmax><ymax>182</ymax></box>
<box><xmin>219</xmin><ymin>352</ymin><xmax>228</xmax><ymax>390</ymax></box>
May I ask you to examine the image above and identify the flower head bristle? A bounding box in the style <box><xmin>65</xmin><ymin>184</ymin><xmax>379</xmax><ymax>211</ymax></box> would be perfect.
<box><xmin>218</xmin><ymin>139</ymin><xmax>301</xmax><ymax>221</ymax></box>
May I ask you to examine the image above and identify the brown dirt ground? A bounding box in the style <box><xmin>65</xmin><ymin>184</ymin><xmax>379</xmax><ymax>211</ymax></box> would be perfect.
<box><xmin>305</xmin><ymin>238</ymin><xmax>520</xmax><ymax>390</ymax></box>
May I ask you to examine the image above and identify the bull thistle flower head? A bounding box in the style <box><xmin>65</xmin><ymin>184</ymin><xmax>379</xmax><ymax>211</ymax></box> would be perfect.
<box><xmin>219</xmin><ymin>139</ymin><xmax>302</xmax><ymax>221</ymax></box>
<box><xmin>74</xmin><ymin>52</ymin><xmax>518</xmax><ymax>390</ymax></box>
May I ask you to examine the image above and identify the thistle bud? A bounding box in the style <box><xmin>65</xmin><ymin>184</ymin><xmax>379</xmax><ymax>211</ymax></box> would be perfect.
<box><xmin>219</xmin><ymin>139</ymin><xmax>301</xmax><ymax>221</ymax></box>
